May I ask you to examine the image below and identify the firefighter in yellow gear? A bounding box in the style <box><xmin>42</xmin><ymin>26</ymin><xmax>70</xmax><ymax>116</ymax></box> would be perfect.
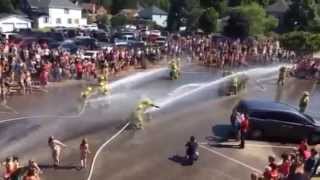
<box><xmin>98</xmin><ymin>75</ymin><xmax>106</xmax><ymax>84</ymax></box>
<box><xmin>130</xmin><ymin>99</ymin><xmax>160</xmax><ymax>129</ymax></box>
<box><xmin>278</xmin><ymin>66</ymin><xmax>286</xmax><ymax>86</ymax></box>
<box><xmin>99</xmin><ymin>81</ymin><xmax>110</xmax><ymax>95</ymax></box>
<box><xmin>169</xmin><ymin>59</ymin><xmax>180</xmax><ymax>80</ymax></box>
<box><xmin>78</xmin><ymin>86</ymin><xmax>93</xmax><ymax>113</ymax></box>
<box><xmin>299</xmin><ymin>91</ymin><xmax>310</xmax><ymax>113</ymax></box>
<box><xmin>81</xmin><ymin>86</ymin><xmax>93</xmax><ymax>99</ymax></box>
<box><xmin>230</xmin><ymin>75</ymin><xmax>239</xmax><ymax>95</ymax></box>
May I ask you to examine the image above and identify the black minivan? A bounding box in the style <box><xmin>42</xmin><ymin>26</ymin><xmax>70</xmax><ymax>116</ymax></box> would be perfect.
<box><xmin>231</xmin><ymin>100</ymin><xmax>320</xmax><ymax>144</ymax></box>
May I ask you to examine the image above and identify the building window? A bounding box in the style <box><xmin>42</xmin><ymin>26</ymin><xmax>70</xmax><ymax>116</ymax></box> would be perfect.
<box><xmin>44</xmin><ymin>17</ymin><xmax>49</xmax><ymax>23</ymax></box>
<box><xmin>56</xmin><ymin>18</ymin><xmax>61</xmax><ymax>24</ymax></box>
<box><xmin>68</xmin><ymin>18</ymin><xmax>72</xmax><ymax>24</ymax></box>
<box><xmin>64</xmin><ymin>8</ymin><xmax>70</xmax><ymax>14</ymax></box>
<box><xmin>75</xmin><ymin>19</ymin><xmax>79</xmax><ymax>24</ymax></box>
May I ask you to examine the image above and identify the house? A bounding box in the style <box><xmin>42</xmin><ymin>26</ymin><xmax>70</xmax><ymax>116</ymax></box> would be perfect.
<box><xmin>138</xmin><ymin>6</ymin><xmax>168</xmax><ymax>27</ymax></box>
<box><xmin>20</xmin><ymin>0</ymin><xmax>87</xmax><ymax>29</ymax></box>
<box><xmin>0</xmin><ymin>14</ymin><xmax>32</xmax><ymax>33</ymax></box>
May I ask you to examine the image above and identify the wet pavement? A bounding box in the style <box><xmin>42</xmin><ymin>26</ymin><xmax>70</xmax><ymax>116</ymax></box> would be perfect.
<box><xmin>0</xmin><ymin>61</ymin><xmax>319</xmax><ymax>180</ymax></box>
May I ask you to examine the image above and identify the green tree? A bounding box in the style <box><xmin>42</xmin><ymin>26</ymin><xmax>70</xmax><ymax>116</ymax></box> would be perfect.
<box><xmin>223</xmin><ymin>11</ymin><xmax>250</xmax><ymax>38</ymax></box>
<box><xmin>213</xmin><ymin>0</ymin><xmax>228</xmax><ymax>16</ymax></box>
<box><xmin>199</xmin><ymin>7</ymin><xmax>219</xmax><ymax>33</ymax></box>
<box><xmin>158</xmin><ymin>0</ymin><xmax>170</xmax><ymax>11</ymax></box>
<box><xmin>167</xmin><ymin>0</ymin><xmax>201</xmax><ymax>31</ymax></box>
<box><xmin>200</xmin><ymin>0</ymin><xmax>228</xmax><ymax>17</ymax></box>
<box><xmin>0</xmin><ymin>0</ymin><xmax>14</xmax><ymax>13</ymax></box>
<box><xmin>229</xmin><ymin>0</ymin><xmax>254</xmax><ymax>6</ymax></box>
<box><xmin>97</xmin><ymin>14</ymin><xmax>111</xmax><ymax>25</ymax></box>
<box><xmin>280</xmin><ymin>31</ymin><xmax>320</xmax><ymax>53</ymax></box>
<box><xmin>185</xmin><ymin>7</ymin><xmax>203</xmax><ymax>31</ymax></box>
<box><xmin>284</xmin><ymin>0</ymin><xmax>316</xmax><ymax>32</ymax></box>
<box><xmin>235</xmin><ymin>3</ymin><xmax>278</xmax><ymax>36</ymax></box>
<box><xmin>111</xmin><ymin>15</ymin><xmax>129</xmax><ymax>27</ymax></box>
<box><xmin>167</xmin><ymin>0</ymin><xmax>183</xmax><ymax>31</ymax></box>
<box><xmin>111</xmin><ymin>0</ymin><xmax>138</xmax><ymax>14</ymax></box>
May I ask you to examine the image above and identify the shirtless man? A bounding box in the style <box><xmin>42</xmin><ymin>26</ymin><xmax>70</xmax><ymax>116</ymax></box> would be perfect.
<box><xmin>48</xmin><ymin>136</ymin><xmax>67</xmax><ymax>167</ymax></box>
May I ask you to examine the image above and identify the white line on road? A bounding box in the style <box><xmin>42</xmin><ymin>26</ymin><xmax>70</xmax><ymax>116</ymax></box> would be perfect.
<box><xmin>199</xmin><ymin>144</ymin><xmax>263</xmax><ymax>174</ymax></box>
<box><xmin>87</xmin><ymin>122</ymin><xmax>130</xmax><ymax>180</ymax></box>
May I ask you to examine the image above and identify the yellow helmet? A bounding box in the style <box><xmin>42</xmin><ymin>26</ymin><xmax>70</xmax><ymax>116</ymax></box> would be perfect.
<box><xmin>87</xmin><ymin>87</ymin><xmax>93</xmax><ymax>91</ymax></box>
<box><xmin>141</xmin><ymin>98</ymin><xmax>153</xmax><ymax>106</ymax></box>
<box><xmin>100</xmin><ymin>82</ymin><xmax>105</xmax><ymax>87</ymax></box>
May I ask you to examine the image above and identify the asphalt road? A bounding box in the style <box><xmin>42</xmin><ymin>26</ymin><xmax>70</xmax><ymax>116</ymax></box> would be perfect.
<box><xmin>0</xmin><ymin>62</ymin><xmax>319</xmax><ymax>180</ymax></box>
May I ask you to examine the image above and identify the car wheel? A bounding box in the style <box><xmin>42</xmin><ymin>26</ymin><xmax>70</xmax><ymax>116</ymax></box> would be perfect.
<box><xmin>308</xmin><ymin>134</ymin><xmax>320</xmax><ymax>145</ymax></box>
<box><xmin>251</xmin><ymin>129</ymin><xmax>263</xmax><ymax>139</ymax></box>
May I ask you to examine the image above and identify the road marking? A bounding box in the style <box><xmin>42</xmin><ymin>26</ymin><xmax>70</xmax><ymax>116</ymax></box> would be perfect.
<box><xmin>199</xmin><ymin>144</ymin><xmax>263</xmax><ymax>174</ymax></box>
<box><xmin>87</xmin><ymin>122</ymin><xmax>130</xmax><ymax>180</ymax></box>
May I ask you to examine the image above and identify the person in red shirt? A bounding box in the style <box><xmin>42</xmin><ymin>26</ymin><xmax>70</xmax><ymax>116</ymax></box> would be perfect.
<box><xmin>298</xmin><ymin>139</ymin><xmax>310</xmax><ymax>160</ymax></box>
<box><xmin>76</xmin><ymin>61</ymin><xmax>83</xmax><ymax>80</ymax></box>
<box><xmin>278</xmin><ymin>153</ymin><xmax>291</xmax><ymax>178</ymax></box>
<box><xmin>239</xmin><ymin>113</ymin><xmax>249</xmax><ymax>149</ymax></box>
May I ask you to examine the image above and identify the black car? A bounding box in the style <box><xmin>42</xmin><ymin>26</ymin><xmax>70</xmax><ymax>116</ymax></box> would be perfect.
<box><xmin>74</xmin><ymin>37</ymin><xmax>98</xmax><ymax>50</ymax></box>
<box><xmin>231</xmin><ymin>100</ymin><xmax>320</xmax><ymax>144</ymax></box>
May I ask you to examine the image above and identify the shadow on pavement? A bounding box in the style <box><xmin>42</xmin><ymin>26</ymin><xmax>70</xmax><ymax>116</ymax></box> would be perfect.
<box><xmin>39</xmin><ymin>164</ymin><xmax>79</xmax><ymax>170</ymax></box>
<box><xmin>209</xmin><ymin>143</ymin><xmax>240</xmax><ymax>149</ymax></box>
<box><xmin>209</xmin><ymin>124</ymin><xmax>234</xmax><ymax>142</ymax></box>
<box><xmin>168</xmin><ymin>155</ymin><xmax>193</xmax><ymax>166</ymax></box>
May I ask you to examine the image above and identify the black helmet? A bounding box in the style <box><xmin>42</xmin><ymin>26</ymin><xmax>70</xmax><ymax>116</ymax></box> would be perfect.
<box><xmin>190</xmin><ymin>136</ymin><xmax>195</xmax><ymax>142</ymax></box>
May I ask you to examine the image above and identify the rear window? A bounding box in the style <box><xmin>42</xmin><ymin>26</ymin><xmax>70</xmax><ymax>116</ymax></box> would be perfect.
<box><xmin>250</xmin><ymin>111</ymin><xmax>270</xmax><ymax>119</ymax></box>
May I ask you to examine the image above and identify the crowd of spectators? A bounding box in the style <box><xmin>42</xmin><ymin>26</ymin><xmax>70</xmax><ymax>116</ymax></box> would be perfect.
<box><xmin>167</xmin><ymin>35</ymin><xmax>296</xmax><ymax>68</ymax></box>
<box><xmin>0</xmin><ymin>33</ymin><xmax>316</xmax><ymax>104</ymax></box>
<box><xmin>0</xmin><ymin>38</ymin><xmax>164</xmax><ymax>103</ymax></box>
<box><xmin>2</xmin><ymin>156</ymin><xmax>42</xmax><ymax>180</ymax></box>
<box><xmin>251</xmin><ymin>140</ymin><xmax>320</xmax><ymax>180</ymax></box>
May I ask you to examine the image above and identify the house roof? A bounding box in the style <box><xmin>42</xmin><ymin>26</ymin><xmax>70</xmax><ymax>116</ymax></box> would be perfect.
<box><xmin>27</xmin><ymin>0</ymin><xmax>81</xmax><ymax>10</ymax></box>
<box><xmin>139</xmin><ymin>5</ymin><xmax>167</xmax><ymax>18</ymax></box>
<box><xmin>80</xmin><ymin>3</ymin><xmax>94</xmax><ymax>10</ymax></box>
<box><xmin>0</xmin><ymin>13</ymin><xmax>32</xmax><ymax>22</ymax></box>
<box><xmin>266</xmin><ymin>0</ymin><xmax>290</xmax><ymax>14</ymax></box>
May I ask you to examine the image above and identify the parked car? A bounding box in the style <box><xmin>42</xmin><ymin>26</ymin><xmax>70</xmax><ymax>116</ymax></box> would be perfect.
<box><xmin>74</xmin><ymin>36</ymin><xmax>98</xmax><ymax>50</ymax></box>
<box><xmin>58</xmin><ymin>41</ymin><xmax>78</xmax><ymax>54</ymax></box>
<box><xmin>231</xmin><ymin>100</ymin><xmax>320</xmax><ymax>144</ymax></box>
<box><xmin>82</xmin><ymin>50</ymin><xmax>99</xmax><ymax>59</ymax></box>
<box><xmin>155</xmin><ymin>36</ymin><xmax>167</xmax><ymax>47</ymax></box>
<box><xmin>80</xmin><ymin>24</ymin><xmax>98</xmax><ymax>31</ymax></box>
<box><xmin>92</xmin><ymin>30</ymin><xmax>109</xmax><ymax>42</ymax></box>
<box><xmin>46</xmin><ymin>32</ymin><xmax>65</xmax><ymax>42</ymax></box>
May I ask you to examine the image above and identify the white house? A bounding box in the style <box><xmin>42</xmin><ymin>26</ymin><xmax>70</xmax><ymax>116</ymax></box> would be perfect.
<box><xmin>0</xmin><ymin>14</ymin><xmax>32</xmax><ymax>32</ymax></box>
<box><xmin>20</xmin><ymin>0</ymin><xmax>87</xmax><ymax>29</ymax></box>
<box><xmin>138</xmin><ymin>6</ymin><xmax>168</xmax><ymax>27</ymax></box>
